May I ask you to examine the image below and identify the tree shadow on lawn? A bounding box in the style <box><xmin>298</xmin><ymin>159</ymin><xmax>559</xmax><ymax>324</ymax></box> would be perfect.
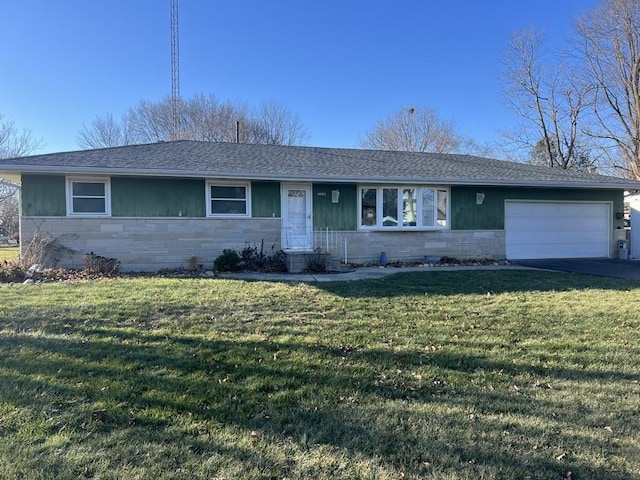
<box><xmin>1</xmin><ymin>330</ymin><xmax>637</xmax><ymax>479</ymax></box>
<box><xmin>310</xmin><ymin>270</ymin><xmax>640</xmax><ymax>298</ymax></box>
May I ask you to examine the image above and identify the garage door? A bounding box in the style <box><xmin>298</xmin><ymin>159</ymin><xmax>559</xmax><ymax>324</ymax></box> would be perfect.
<box><xmin>505</xmin><ymin>201</ymin><xmax>610</xmax><ymax>259</ymax></box>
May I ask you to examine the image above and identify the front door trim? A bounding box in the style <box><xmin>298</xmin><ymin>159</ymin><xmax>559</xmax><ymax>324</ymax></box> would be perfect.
<box><xmin>281</xmin><ymin>183</ymin><xmax>313</xmax><ymax>251</ymax></box>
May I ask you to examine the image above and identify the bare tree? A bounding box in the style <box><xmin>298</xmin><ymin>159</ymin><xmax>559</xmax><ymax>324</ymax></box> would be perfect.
<box><xmin>361</xmin><ymin>106</ymin><xmax>463</xmax><ymax>153</ymax></box>
<box><xmin>0</xmin><ymin>113</ymin><xmax>42</xmax><ymax>158</ymax></box>
<box><xmin>77</xmin><ymin>94</ymin><xmax>309</xmax><ymax>148</ymax></box>
<box><xmin>128</xmin><ymin>97</ymin><xmax>178</xmax><ymax>143</ymax></box>
<box><xmin>1</xmin><ymin>114</ymin><xmax>41</xmax><ymax>234</ymax></box>
<box><xmin>249</xmin><ymin>101</ymin><xmax>310</xmax><ymax>146</ymax></box>
<box><xmin>576</xmin><ymin>0</ymin><xmax>640</xmax><ymax>178</ymax></box>
<box><xmin>530</xmin><ymin>135</ymin><xmax>595</xmax><ymax>172</ymax></box>
<box><xmin>458</xmin><ymin>137</ymin><xmax>498</xmax><ymax>158</ymax></box>
<box><xmin>77</xmin><ymin>113</ymin><xmax>135</xmax><ymax>149</ymax></box>
<box><xmin>0</xmin><ymin>178</ymin><xmax>19</xmax><ymax>201</ymax></box>
<box><xmin>502</xmin><ymin>28</ymin><xmax>596</xmax><ymax>171</ymax></box>
<box><xmin>181</xmin><ymin>94</ymin><xmax>251</xmax><ymax>143</ymax></box>
<box><xmin>0</xmin><ymin>191</ymin><xmax>19</xmax><ymax>235</ymax></box>
<box><xmin>0</xmin><ymin>178</ymin><xmax>20</xmax><ymax>237</ymax></box>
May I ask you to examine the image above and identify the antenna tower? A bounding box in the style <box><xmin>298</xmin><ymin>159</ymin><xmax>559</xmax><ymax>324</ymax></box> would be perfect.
<box><xmin>170</xmin><ymin>0</ymin><xmax>180</xmax><ymax>137</ymax></box>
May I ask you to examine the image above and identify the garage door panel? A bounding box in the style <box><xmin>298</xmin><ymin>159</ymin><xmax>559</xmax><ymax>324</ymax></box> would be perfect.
<box><xmin>508</xmin><ymin>244</ymin><xmax>606</xmax><ymax>258</ymax></box>
<box><xmin>505</xmin><ymin>202</ymin><xmax>610</xmax><ymax>259</ymax></box>
<box><xmin>509</xmin><ymin>244</ymin><xmax>603</xmax><ymax>259</ymax></box>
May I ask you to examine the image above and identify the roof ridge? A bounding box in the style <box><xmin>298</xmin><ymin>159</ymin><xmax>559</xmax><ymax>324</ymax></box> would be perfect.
<box><xmin>1</xmin><ymin>141</ymin><xmax>639</xmax><ymax>189</ymax></box>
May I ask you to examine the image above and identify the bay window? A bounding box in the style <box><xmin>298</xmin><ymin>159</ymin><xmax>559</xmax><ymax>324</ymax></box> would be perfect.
<box><xmin>359</xmin><ymin>186</ymin><xmax>449</xmax><ymax>229</ymax></box>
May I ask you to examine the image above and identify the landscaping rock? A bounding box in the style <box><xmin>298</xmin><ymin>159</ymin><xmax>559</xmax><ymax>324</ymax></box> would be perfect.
<box><xmin>25</xmin><ymin>264</ymin><xmax>43</xmax><ymax>278</ymax></box>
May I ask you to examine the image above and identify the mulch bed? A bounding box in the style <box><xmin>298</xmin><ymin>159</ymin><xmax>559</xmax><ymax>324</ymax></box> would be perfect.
<box><xmin>1</xmin><ymin>257</ymin><xmax>511</xmax><ymax>284</ymax></box>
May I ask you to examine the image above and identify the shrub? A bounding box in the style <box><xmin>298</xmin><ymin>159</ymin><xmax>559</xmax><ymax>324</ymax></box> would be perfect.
<box><xmin>83</xmin><ymin>252</ymin><xmax>121</xmax><ymax>276</ymax></box>
<box><xmin>240</xmin><ymin>241</ymin><xmax>267</xmax><ymax>271</ymax></box>
<box><xmin>263</xmin><ymin>248</ymin><xmax>287</xmax><ymax>273</ymax></box>
<box><xmin>214</xmin><ymin>249</ymin><xmax>241</xmax><ymax>272</ymax></box>
<box><xmin>240</xmin><ymin>242</ymin><xmax>288</xmax><ymax>273</ymax></box>
<box><xmin>214</xmin><ymin>243</ymin><xmax>287</xmax><ymax>273</ymax></box>
<box><xmin>304</xmin><ymin>253</ymin><xmax>327</xmax><ymax>273</ymax></box>
<box><xmin>0</xmin><ymin>260</ymin><xmax>25</xmax><ymax>283</ymax></box>
<box><xmin>21</xmin><ymin>234</ymin><xmax>74</xmax><ymax>268</ymax></box>
<box><xmin>186</xmin><ymin>256</ymin><xmax>202</xmax><ymax>271</ymax></box>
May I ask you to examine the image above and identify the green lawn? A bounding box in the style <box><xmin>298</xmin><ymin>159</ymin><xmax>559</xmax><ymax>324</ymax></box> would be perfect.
<box><xmin>0</xmin><ymin>246</ymin><xmax>19</xmax><ymax>262</ymax></box>
<box><xmin>1</xmin><ymin>270</ymin><xmax>639</xmax><ymax>479</ymax></box>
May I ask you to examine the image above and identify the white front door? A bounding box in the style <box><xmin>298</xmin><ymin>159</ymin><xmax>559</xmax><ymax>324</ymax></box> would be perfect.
<box><xmin>282</xmin><ymin>183</ymin><xmax>313</xmax><ymax>251</ymax></box>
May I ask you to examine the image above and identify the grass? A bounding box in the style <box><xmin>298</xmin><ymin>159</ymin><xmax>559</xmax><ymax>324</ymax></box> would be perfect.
<box><xmin>0</xmin><ymin>270</ymin><xmax>639</xmax><ymax>479</ymax></box>
<box><xmin>0</xmin><ymin>246</ymin><xmax>19</xmax><ymax>261</ymax></box>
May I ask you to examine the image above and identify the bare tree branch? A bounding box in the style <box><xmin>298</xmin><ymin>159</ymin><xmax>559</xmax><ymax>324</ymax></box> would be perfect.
<box><xmin>0</xmin><ymin>192</ymin><xmax>19</xmax><ymax>235</ymax></box>
<box><xmin>360</xmin><ymin>106</ymin><xmax>464</xmax><ymax>153</ymax></box>
<box><xmin>249</xmin><ymin>101</ymin><xmax>310</xmax><ymax>146</ymax></box>
<box><xmin>77</xmin><ymin>113</ymin><xmax>135</xmax><ymax>149</ymax></box>
<box><xmin>0</xmin><ymin>113</ymin><xmax>43</xmax><ymax>159</ymax></box>
<box><xmin>0</xmin><ymin>114</ymin><xmax>37</xmax><ymax>235</ymax></box>
<box><xmin>502</xmin><ymin>28</ymin><xmax>596</xmax><ymax>171</ymax></box>
<box><xmin>0</xmin><ymin>179</ymin><xmax>19</xmax><ymax>201</ymax></box>
<box><xmin>576</xmin><ymin>0</ymin><xmax>640</xmax><ymax>178</ymax></box>
<box><xmin>181</xmin><ymin>94</ymin><xmax>251</xmax><ymax>143</ymax></box>
<box><xmin>77</xmin><ymin>94</ymin><xmax>310</xmax><ymax>148</ymax></box>
<box><xmin>127</xmin><ymin>98</ymin><xmax>176</xmax><ymax>143</ymax></box>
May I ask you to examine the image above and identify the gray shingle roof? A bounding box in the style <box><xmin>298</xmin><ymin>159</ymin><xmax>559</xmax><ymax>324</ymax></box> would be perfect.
<box><xmin>1</xmin><ymin>140</ymin><xmax>639</xmax><ymax>189</ymax></box>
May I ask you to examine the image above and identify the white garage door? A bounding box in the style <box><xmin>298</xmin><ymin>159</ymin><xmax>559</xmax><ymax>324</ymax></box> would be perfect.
<box><xmin>505</xmin><ymin>201</ymin><xmax>610</xmax><ymax>259</ymax></box>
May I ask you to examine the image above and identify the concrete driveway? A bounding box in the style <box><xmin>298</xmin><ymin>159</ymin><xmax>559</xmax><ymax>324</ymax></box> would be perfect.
<box><xmin>514</xmin><ymin>258</ymin><xmax>640</xmax><ymax>280</ymax></box>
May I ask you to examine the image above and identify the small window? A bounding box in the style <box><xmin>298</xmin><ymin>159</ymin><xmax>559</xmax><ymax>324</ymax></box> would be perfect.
<box><xmin>66</xmin><ymin>177</ymin><xmax>110</xmax><ymax>216</ymax></box>
<box><xmin>207</xmin><ymin>182</ymin><xmax>251</xmax><ymax>217</ymax></box>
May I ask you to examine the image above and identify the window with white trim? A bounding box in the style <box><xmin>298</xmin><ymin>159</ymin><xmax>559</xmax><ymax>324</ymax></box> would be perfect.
<box><xmin>66</xmin><ymin>177</ymin><xmax>110</xmax><ymax>216</ymax></box>
<box><xmin>359</xmin><ymin>186</ymin><xmax>449</xmax><ymax>229</ymax></box>
<box><xmin>206</xmin><ymin>182</ymin><xmax>251</xmax><ymax>217</ymax></box>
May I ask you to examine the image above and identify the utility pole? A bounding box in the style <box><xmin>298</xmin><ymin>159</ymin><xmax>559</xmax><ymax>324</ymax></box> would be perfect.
<box><xmin>170</xmin><ymin>0</ymin><xmax>180</xmax><ymax>139</ymax></box>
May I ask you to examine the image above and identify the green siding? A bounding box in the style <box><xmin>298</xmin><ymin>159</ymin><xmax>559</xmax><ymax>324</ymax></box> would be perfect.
<box><xmin>313</xmin><ymin>183</ymin><xmax>357</xmax><ymax>231</ymax></box>
<box><xmin>252</xmin><ymin>181</ymin><xmax>281</xmax><ymax>217</ymax></box>
<box><xmin>451</xmin><ymin>186</ymin><xmax>625</xmax><ymax>230</ymax></box>
<box><xmin>22</xmin><ymin>174</ymin><xmax>66</xmax><ymax>216</ymax></box>
<box><xmin>111</xmin><ymin>177</ymin><xmax>205</xmax><ymax>217</ymax></box>
<box><xmin>22</xmin><ymin>174</ymin><xmax>623</xmax><ymax>233</ymax></box>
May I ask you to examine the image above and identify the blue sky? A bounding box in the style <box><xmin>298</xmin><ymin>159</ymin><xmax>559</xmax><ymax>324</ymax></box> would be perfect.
<box><xmin>1</xmin><ymin>0</ymin><xmax>597</xmax><ymax>155</ymax></box>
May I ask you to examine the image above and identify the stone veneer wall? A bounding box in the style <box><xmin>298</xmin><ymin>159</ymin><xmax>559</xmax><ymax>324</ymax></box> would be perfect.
<box><xmin>327</xmin><ymin>230</ymin><xmax>506</xmax><ymax>264</ymax></box>
<box><xmin>21</xmin><ymin>217</ymin><xmax>282</xmax><ymax>271</ymax></box>
<box><xmin>21</xmin><ymin>217</ymin><xmax>506</xmax><ymax>271</ymax></box>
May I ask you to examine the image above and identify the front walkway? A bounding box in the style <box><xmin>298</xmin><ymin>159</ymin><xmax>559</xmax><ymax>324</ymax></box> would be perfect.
<box><xmin>217</xmin><ymin>264</ymin><xmax>526</xmax><ymax>282</ymax></box>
